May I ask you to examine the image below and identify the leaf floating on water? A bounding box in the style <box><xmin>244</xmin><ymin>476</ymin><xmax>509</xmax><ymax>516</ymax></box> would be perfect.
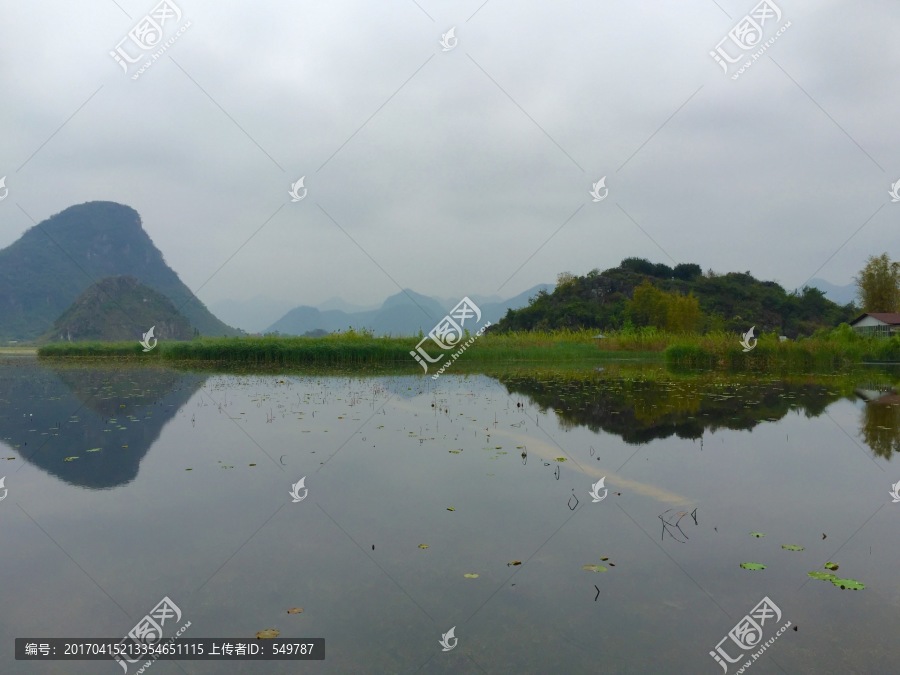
<box><xmin>248</xmin><ymin>463</ymin><xmax>256</xmax><ymax>467</ymax></box>
<box><xmin>782</xmin><ymin>544</ymin><xmax>804</xmax><ymax>551</ymax></box>
<box><xmin>448</xmin><ymin>450</ymin><xmax>462</xmax><ymax>454</ymax></box>
<box><xmin>446</xmin><ymin>507</ymin><xmax>455</xmax><ymax>511</ymax></box>
<box><xmin>749</xmin><ymin>532</ymin><xmax>765</xmax><ymax>538</ymax></box>
<box><xmin>64</xmin><ymin>456</ymin><xmax>79</xmax><ymax>462</ymax></box>
<box><xmin>740</xmin><ymin>562</ymin><xmax>766</xmax><ymax>571</ymax></box>
<box><xmin>824</xmin><ymin>561</ymin><xmax>839</xmax><ymax>570</ymax></box>
<box><xmin>600</xmin><ymin>557</ymin><xmax>609</xmax><ymax>561</ymax></box>
<box><xmin>807</xmin><ymin>571</ymin><xmax>837</xmax><ymax>581</ymax></box>
<box><xmin>185</xmin><ymin>468</ymin><xmax>193</xmax><ymax>471</ymax></box>
<box><xmin>286</xmin><ymin>607</ymin><xmax>303</xmax><ymax>614</ymax></box>
<box><xmin>831</xmin><ymin>578</ymin><xmax>865</xmax><ymax>590</ymax></box>
<box><xmin>582</xmin><ymin>564</ymin><xmax>608</xmax><ymax>573</ymax></box>
<box><xmin>463</xmin><ymin>573</ymin><xmax>479</xmax><ymax>579</ymax></box>
<box><xmin>554</xmin><ymin>457</ymin><xmax>567</xmax><ymax>462</ymax></box>
<box><xmin>507</xmin><ymin>560</ymin><xmax>522</xmax><ymax>566</ymax></box>
<box><xmin>86</xmin><ymin>448</ymin><xmax>102</xmax><ymax>453</ymax></box>
<box><xmin>418</xmin><ymin>544</ymin><xmax>429</xmax><ymax>549</ymax></box>
<box><xmin>256</xmin><ymin>629</ymin><xmax>279</xmax><ymax>639</ymax></box>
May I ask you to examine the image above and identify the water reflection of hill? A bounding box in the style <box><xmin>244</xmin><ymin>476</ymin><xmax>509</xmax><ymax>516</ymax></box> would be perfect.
<box><xmin>496</xmin><ymin>369</ymin><xmax>900</xmax><ymax>457</ymax></box>
<box><xmin>0</xmin><ymin>359</ymin><xmax>205</xmax><ymax>488</ymax></box>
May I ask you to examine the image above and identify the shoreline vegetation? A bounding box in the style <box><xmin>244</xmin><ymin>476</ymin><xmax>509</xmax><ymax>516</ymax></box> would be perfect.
<box><xmin>33</xmin><ymin>326</ymin><xmax>900</xmax><ymax>371</ymax></box>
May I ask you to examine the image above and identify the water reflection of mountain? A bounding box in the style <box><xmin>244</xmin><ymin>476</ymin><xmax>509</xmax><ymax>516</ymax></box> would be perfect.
<box><xmin>497</xmin><ymin>371</ymin><xmax>899</xmax><ymax>455</ymax></box>
<box><xmin>0</xmin><ymin>358</ymin><xmax>205</xmax><ymax>488</ymax></box>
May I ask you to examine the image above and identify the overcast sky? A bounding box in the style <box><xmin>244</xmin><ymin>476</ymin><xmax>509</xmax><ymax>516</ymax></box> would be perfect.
<box><xmin>1</xmin><ymin>0</ymin><xmax>897</xmax><ymax>328</ymax></box>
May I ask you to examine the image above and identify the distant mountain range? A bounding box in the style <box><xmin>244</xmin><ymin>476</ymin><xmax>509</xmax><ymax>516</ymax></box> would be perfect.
<box><xmin>805</xmin><ymin>278</ymin><xmax>858</xmax><ymax>307</ymax></box>
<box><xmin>265</xmin><ymin>286</ymin><xmax>554</xmax><ymax>336</ymax></box>
<box><xmin>0</xmin><ymin>202</ymin><xmax>238</xmax><ymax>342</ymax></box>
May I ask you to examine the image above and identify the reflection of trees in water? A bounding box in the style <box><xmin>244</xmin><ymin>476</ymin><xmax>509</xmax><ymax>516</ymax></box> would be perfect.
<box><xmin>496</xmin><ymin>371</ymin><xmax>896</xmax><ymax>455</ymax></box>
<box><xmin>859</xmin><ymin>394</ymin><xmax>900</xmax><ymax>459</ymax></box>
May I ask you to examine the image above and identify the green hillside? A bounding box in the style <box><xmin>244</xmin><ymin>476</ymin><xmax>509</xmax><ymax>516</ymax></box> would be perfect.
<box><xmin>43</xmin><ymin>275</ymin><xmax>194</xmax><ymax>343</ymax></box>
<box><xmin>0</xmin><ymin>201</ymin><xmax>239</xmax><ymax>341</ymax></box>
<box><xmin>495</xmin><ymin>258</ymin><xmax>857</xmax><ymax>336</ymax></box>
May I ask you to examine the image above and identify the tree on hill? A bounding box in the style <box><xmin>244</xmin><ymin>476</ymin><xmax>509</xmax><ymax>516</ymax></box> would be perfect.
<box><xmin>626</xmin><ymin>281</ymin><xmax>702</xmax><ymax>333</ymax></box>
<box><xmin>855</xmin><ymin>253</ymin><xmax>900</xmax><ymax>312</ymax></box>
<box><xmin>673</xmin><ymin>263</ymin><xmax>702</xmax><ymax>281</ymax></box>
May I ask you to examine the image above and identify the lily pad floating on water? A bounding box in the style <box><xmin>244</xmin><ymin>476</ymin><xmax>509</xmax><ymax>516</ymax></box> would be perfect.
<box><xmin>782</xmin><ymin>544</ymin><xmax>804</xmax><ymax>551</ymax></box>
<box><xmin>582</xmin><ymin>564</ymin><xmax>608</xmax><ymax>573</ymax></box>
<box><xmin>446</xmin><ymin>507</ymin><xmax>455</xmax><ymax>511</ymax></box>
<box><xmin>256</xmin><ymin>629</ymin><xmax>279</xmax><ymax>639</ymax></box>
<box><xmin>740</xmin><ymin>562</ymin><xmax>766</xmax><ymax>571</ymax></box>
<box><xmin>750</xmin><ymin>532</ymin><xmax>765</xmax><ymax>538</ymax></box>
<box><xmin>418</xmin><ymin>544</ymin><xmax>429</xmax><ymax>549</ymax></box>
<box><xmin>807</xmin><ymin>571</ymin><xmax>837</xmax><ymax>581</ymax></box>
<box><xmin>831</xmin><ymin>578</ymin><xmax>865</xmax><ymax>590</ymax></box>
<box><xmin>555</xmin><ymin>457</ymin><xmax>567</xmax><ymax>462</ymax></box>
<box><xmin>63</xmin><ymin>456</ymin><xmax>79</xmax><ymax>462</ymax></box>
<box><xmin>463</xmin><ymin>573</ymin><xmax>479</xmax><ymax>579</ymax></box>
<box><xmin>824</xmin><ymin>562</ymin><xmax>839</xmax><ymax>570</ymax></box>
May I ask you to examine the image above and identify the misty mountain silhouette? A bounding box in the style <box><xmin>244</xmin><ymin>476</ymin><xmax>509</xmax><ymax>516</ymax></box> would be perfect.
<box><xmin>266</xmin><ymin>285</ymin><xmax>553</xmax><ymax>336</ymax></box>
<box><xmin>0</xmin><ymin>201</ymin><xmax>238</xmax><ymax>341</ymax></box>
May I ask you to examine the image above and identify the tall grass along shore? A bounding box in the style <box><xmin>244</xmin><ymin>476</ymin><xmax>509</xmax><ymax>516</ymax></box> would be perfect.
<box><xmin>36</xmin><ymin>326</ymin><xmax>899</xmax><ymax>370</ymax></box>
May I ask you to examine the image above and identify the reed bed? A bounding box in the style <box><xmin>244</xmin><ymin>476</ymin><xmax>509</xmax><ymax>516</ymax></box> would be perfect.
<box><xmin>36</xmin><ymin>328</ymin><xmax>900</xmax><ymax>370</ymax></box>
<box><xmin>36</xmin><ymin>331</ymin><xmax>610</xmax><ymax>367</ymax></box>
<box><xmin>665</xmin><ymin>332</ymin><xmax>900</xmax><ymax>370</ymax></box>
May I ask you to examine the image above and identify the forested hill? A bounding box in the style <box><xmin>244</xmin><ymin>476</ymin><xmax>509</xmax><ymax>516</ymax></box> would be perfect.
<box><xmin>43</xmin><ymin>276</ymin><xmax>194</xmax><ymax>343</ymax></box>
<box><xmin>494</xmin><ymin>258</ymin><xmax>857</xmax><ymax>337</ymax></box>
<box><xmin>0</xmin><ymin>201</ymin><xmax>238</xmax><ymax>341</ymax></box>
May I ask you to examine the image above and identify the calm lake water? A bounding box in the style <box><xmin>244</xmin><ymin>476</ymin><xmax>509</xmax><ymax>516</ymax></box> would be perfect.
<box><xmin>1</xmin><ymin>356</ymin><xmax>898</xmax><ymax>674</ymax></box>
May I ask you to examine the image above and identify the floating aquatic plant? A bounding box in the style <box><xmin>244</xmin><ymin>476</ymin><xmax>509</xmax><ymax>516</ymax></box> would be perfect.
<box><xmin>740</xmin><ymin>562</ymin><xmax>766</xmax><ymax>571</ymax></box>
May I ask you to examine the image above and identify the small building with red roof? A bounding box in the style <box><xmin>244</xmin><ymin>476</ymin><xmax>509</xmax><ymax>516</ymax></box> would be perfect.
<box><xmin>849</xmin><ymin>312</ymin><xmax>900</xmax><ymax>338</ymax></box>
